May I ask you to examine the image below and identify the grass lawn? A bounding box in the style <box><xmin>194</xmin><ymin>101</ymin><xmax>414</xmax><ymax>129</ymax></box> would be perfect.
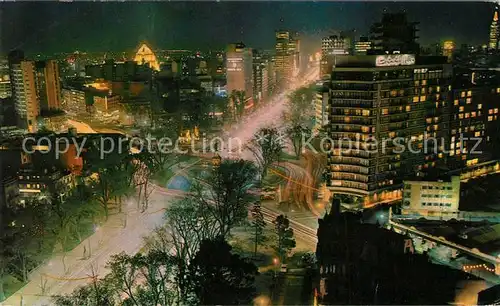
<box><xmin>2</xmin><ymin>275</ymin><xmax>25</xmax><ymax>301</ymax></box>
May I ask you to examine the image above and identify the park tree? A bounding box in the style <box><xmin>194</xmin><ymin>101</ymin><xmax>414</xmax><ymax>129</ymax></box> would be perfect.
<box><xmin>249</xmin><ymin>202</ymin><xmax>267</xmax><ymax>257</ymax></box>
<box><xmin>53</xmin><ymin>266</ymin><xmax>116</xmax><ymax>306</ymax></box>
<box><xmin>194</xmin><ymin>159</ymin><xmax>258</xmax><ymax>238</ymax></box>
<box><xmin>188</xmin><ymin>238</ymin><xmax>258</xmax><ymax>305</ymax></box>
<box><xmin>230</xmin><ymin>90</ymin><xmax>247</xmax><ymax>121</ymax></box>
<box><xmin>286</xmin><ymin>124</ymin><xmax>312</xmax><ymax>159</ymax></box>
<box><xmin>283</xmin><ymin>86</ymin><xmax>315</xmax><ymax>127</ymax></box>
<box><xmin>248</xmin><ymin>127</ymin><xmax>284</xmax><ymax>179</ymax></box>
<box><xmin>273</xmin><ymin>215</ymin><xmax>296</xmax><ymax>262</ymax></box>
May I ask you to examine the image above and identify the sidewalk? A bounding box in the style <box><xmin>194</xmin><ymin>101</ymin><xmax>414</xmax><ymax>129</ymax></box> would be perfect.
<box><xmin>2</xmin><ymin>189</ymin><xmax>175</xmax><ymax>306</ymax></box>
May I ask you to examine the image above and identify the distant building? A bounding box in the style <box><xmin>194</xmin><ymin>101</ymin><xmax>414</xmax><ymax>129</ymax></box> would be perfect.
<box><xmin>354</xmin><ymin>36</ymin><xmax>372</xmax><ymax>55</ymax></box>
<box><xmin>275</xmin><ymin>30</ymin><xmax>299</xmax><ymax>89</ymax></box>
<box><xmin>0</xmin><ymin>74</ymin><xmax>11</xmax><ymax>99</ymax></box>
<box><xmin>134</xmin><ymin>42</ymin><xmax>160</xmax><ymax>71</ymax></box>
<box><xmin>401</xmin><ymin>176</ymin><xmax>460</xmax><ymax>216</ymax></box>
<box><xmin>226</xmin><ymin>43</ymin><xmax>253</xmax><ymax>102</ymax></box>
<box><xmin>322</xmin><ymin>35</ymin><xmax>351</xmax><ymax>56</ymax></box>
<box><xmin>442</xmin><ymin>40</ymin><xmax>455</xmax><ymax>63</ymax></box>
<box><xmin>8</xmin><ymin>51</ymin><xmax>39</xmax><ymax>132</ymax></box>
<box><xmin>490</xmin><ymin>11</ymin><xmax>499</xmax><ymax>50</ymax></box>
<box><xmin>62</xmin><ymin>87</ymin><xmax>89</xmax><ymax>114</ymax></box>
<box><xmin>35</xmin><ymin>60</ymin><xmax>62</xmax><ymax>112</ymax></box>
<box><xmin>370</xmin><ymin>13</ymin><xmax>419</xmax><ymax>55</ymax></box>
<box><xmin>313</xmin><ymin>82</ymin><xmax>329</xmax><ymax>133</ymax></box>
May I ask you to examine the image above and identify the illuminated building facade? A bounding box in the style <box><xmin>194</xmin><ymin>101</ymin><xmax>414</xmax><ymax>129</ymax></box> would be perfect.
<box><xmin>134</xmin><ymin>43</ymin><xmax>160</xmax><ymax>71</ymax></box>
<box><xmin>325</xmin><ymin>55</ymin><xmax>451</xmax><ymax>206</ymax></box>
<box><xmin>35</xmin><ymin>60</ymin><xmax>62</xmax><ymax>112</ymax></box>
<box><xmin>354</xmin><ymin>37</ymin><xmax>372</xmax><ymax>55</ymax></box>
<box><xmin>489</xmin><ymin>11</ymin><xmax>499</xmax><ymax>49</ymax></box>
<box><xmin>8</xmin><ymin>51</ymin><xmax>40</xmax><ymax>132</ymax></box>
<box><xmin>275</xmin><ymin>30</ymin><xmax>299</xmax><ymax>88</ymax></box>
<box><xmin>322</xmin><ymin>35</ymin><xmax>351</xmax><ymax>56</ymax></box>
<box><xmin>442</xmin><ymin>40</ymin><xmax>455</xmax><ymax>63</ymax></box>
<box><xmin>226</xmin><ymin>43</ymin><xmax>253</xmax><ymax>102</ymax></box>
<box><xmin>448</xmin><ymin>69</ymin><xmax>500</xmax><ymax>170</ymax></box>
<box><xmin>402</xmin><ymin>176</ymin><xmax>461</xmax><ymax>216</ymax></box>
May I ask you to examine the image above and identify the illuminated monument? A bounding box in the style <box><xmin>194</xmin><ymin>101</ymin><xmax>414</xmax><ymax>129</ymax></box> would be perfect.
<box><xmin>134</xmin><ymin>42</ymin><xmax>160</xmax><ymax>71</ymax></box>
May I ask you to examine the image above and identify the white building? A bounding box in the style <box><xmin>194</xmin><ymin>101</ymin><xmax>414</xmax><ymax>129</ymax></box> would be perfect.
<box><xmin>401</xmin><ymin>176</ymin><xmax>460</xmax><ymax>217</ymax></box>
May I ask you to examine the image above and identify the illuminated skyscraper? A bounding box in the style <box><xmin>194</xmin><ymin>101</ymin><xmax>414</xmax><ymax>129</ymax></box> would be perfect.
<box><xmin>8</xmin><ymin>51</ymin><xmax>39</xmax><ymax>132</ymax></box>
<box><xmin>226</xmin><ymin>43</ymin><xmax>253</xmax><ymax>103</ymax></box>
<box><xmin>275</xmin><ymin>30</ymin><xmax>299</xmax><ymax>89</ymax></box>
<box><xmin>489</xmin><ymin>10</ymin><xmax>499</xmax><ymax>49</ymax></box>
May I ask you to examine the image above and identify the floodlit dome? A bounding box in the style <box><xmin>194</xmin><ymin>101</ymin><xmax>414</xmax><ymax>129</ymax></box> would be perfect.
<box><xmin>134</xmin><ymin>42</ymin><xmax>160</xmax><ymax>71</ymax></box>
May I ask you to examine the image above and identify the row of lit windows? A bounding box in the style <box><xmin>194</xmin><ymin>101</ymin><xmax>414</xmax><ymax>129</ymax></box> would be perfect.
<box><xmin>421</xmin><ymin>185</ymin><xmax>453</xmax><ymax>190</ymax></box>
<box><xmin>421</xmin><ymin>202</ymin><xmax>452</xmax><ymax>207</ymax></box>
<box><xmin>19</xmin><ymin>175</ymin><xmax>41</xmax><ymax>180</ymax></box>
<box><xmin>18</xmin><ymin>183</ymin><xmax>45</xmax><ymax>189</ymax></box>
<box><xmin>421</xmin><ymin>194</ymin><xmax>453</xmax><ymax>198</ymax></box>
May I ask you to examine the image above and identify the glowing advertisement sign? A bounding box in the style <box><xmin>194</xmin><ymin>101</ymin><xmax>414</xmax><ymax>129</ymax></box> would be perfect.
<box><xmin>375</xmin><ymin>54</ymin><xmax>416</xmax><ymax>67</ymax></box>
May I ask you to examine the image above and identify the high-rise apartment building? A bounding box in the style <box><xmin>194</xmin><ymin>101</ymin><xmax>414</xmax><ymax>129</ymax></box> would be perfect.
<box><xmin>448</xmin><ymin>69</ymin><xmax>500</xmax><ymax>170</ymax></box>
<box><xmin>35</xmin><ymin>60</ymin><xmax>62</xmax><ymax>112</ymax></box>
<box><xmin>275</xmin><ymin>30</ymin><xmax>299</xmax><ymax>89</ymax></box>
<box><xmin>325</xmin><ymin>54</ymin><xmax>451</xmax><ymax>206</ymax></box>
<box><xmin>226</xmin><ymin>43</ymin><xmax>253</xmax><ymax>102</ymax></box>
<box><xmin>490</xmin><ymin>11</ymin><xmax>499</xmax><ymax>50</ymax></box>
<box><xmin>8</xmin><ymin>51</ymin><xmax>39</xmax><ymax>132</ymax></box>
<box><xmin>442</xmin><ymin>40</ymin><xmax>455</xmax><ymax>63</ymax></box>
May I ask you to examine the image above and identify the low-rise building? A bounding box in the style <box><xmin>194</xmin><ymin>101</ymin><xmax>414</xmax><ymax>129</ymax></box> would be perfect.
<box><xmin>402</xmin><ymin>176</ymin><xmax>461</xmax><ymax>216</ymax></box>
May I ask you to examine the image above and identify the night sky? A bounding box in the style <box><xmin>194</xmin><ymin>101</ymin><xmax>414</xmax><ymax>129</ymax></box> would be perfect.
<box><xmin>0</xmin><ymin>2</ymin><xmax>495</xmax><ymax>55</ymax></box>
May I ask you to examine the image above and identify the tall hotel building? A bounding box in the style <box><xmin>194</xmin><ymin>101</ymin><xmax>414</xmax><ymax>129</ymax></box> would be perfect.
<box><xmin>226</xmin><ymin>43</ymin><xmax>254</xmax><ymax>103</ymax></box>
<box><xmin>8</xmin><ymin>51</ymin><xmax>39</xmax><ymax>132</ymax></box>
<box><xmin>325</xmin><ymin>54</ymin><xmax>452</xmax><ymax>206</ymax></box>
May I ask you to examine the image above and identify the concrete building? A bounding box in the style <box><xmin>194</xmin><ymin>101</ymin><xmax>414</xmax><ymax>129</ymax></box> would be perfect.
<box><xmin>226</xmin><ymin>43</ymin><xmax>253</xmax><ymax>102</ymax></box>
<box><xmin>35</xmin><ymin>60</ymin><xmax>62</xmax><ymax>112</ymax></box>
<box><xmin>324</xmin><ymin>54</ymin><xmax>451</xmax><ymax>206</ymax></box>
<box><xmin>314</xmin><ymin>82</ymin><xmax>329</xmax><ymax>133</ymax></box>
<box><xmin>8</xmin><ymin>51</ymin><xmax>40</xmax><ymax>132</ymax></box>
<box><xmin>401</xmin><ymin>176</ymin><xmax>460</xmax><ymax>216</ymax></box>
<box><xmin>62</xmin><ymin>87</ymin><xmax>88</xmax><ymax>114</ymax></box>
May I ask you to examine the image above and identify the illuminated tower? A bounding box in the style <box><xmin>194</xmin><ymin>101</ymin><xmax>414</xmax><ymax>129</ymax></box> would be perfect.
<box><xmin>442</xmin><ymin>40</ymin><xmax>455</xmax><ymax>63</ymax></box>
<box><xmin>489</xmin><ymin>10</ymin><xmax>499</xmax><ymax>49</ymax></box>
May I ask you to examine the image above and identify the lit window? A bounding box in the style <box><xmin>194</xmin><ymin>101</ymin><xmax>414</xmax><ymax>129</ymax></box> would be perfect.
<box><xmin>426</xmin><ymin>118</ymin><xmax>432</xmax><ymax>124</ymax></box>
<box><xmin>422</xmin><ymin>80</ymin><xmax>427</xmax><ymax>85</ymax></box>
<box><xmin>458</xmin><ymin>114</ymin><xmax>463</xmax><ymax>119</ymax></box>
<box><xmin>454</xmin><ymin>99</ymin><xmax>459</xmax><ymax>106</ymax></box>
<box><xmin>436</xmin><ymin>94</ymin><xmax>440</xmax><ymax>100</ymax></box>
<box><xmin>362</xmin><ymin>110</ymin><xmax>370</xmax><ymax>116</ymax></box>
<box><xmin>459</xmin><ymin>106</ymin><xmax>464</xmax><ymax>112</ymax></box>
<box><xmin>465</xmin><ymin>113</ymin><xmax>470</xmax><ymax>118</ymax></box>
<box><xmin>489</xmin><ymin>109</ymin><xmax>494</xmax><ymax>115</ymax></box>
<box><xmin>388</xmin><ymin>132</ymin><xmax>396</xmax><ymax>138</ymax></box>
<box><xmin>461</xmin><ymin>91</ymin><xmax>466</xmax><ymax>98</ymax></box>
<box><xmin>495</xmin><ymin>108</ymin><xmax>499</xmax><ymax>114</ymax></box>
<box><xmin>413</xmin><ymin>96</ymin><xmax>419</xmax><ymax>103</ymax></box>
<box><xmin>437</xmin><ymin>86</ymin><xmax>441</xmax><ymax>92</ymax></box>
<box><xmin>489</xmin><ymin>116</ymin><xmax>493</xmax><ymax>122</ymax></box>
<box><xmin>382</xmin><ymin>109</ymin><xmax>388</xmax><ymax>115</ymax></box>
<box><xmin>471</xmin><ymin>112</ymin><xmax>476</xmax><ymax>118</ymax></box>
<box><xmin>406</xmin><ymin>105</ymin><xmax>411</xmax><ymax>112</ymax></box>
<box><xmin>467</xmin><ymin>90</ymin><xmax>472</xmax><ymax>97</ymax></box>
<box><xmin>414</xmin><ymin>81</ymin><xmax>419</xmax><ymax>86</ymax></box>
<box><xmin>497</xmin><ymin>88</ymin><xmax>500</xmax><ymax>93</ymax></box>
<box><xmin>466</xmin><ymin>98</ymin><xmax>471</xmax><ymax>104</ymax></box>
<box><xmin>478</xmin><ymin>104</ymin><xmax>482</xmax><ymax>109</ymax></box>
<box><xmin>475</xmin><ymin>131</ymin><xmax>481</xmax><ymax>137</ymax></box>
<box><xmin>451</xmin><ymin>143</ymin><xmax>455</xmax><ymax>149</ymax></box>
